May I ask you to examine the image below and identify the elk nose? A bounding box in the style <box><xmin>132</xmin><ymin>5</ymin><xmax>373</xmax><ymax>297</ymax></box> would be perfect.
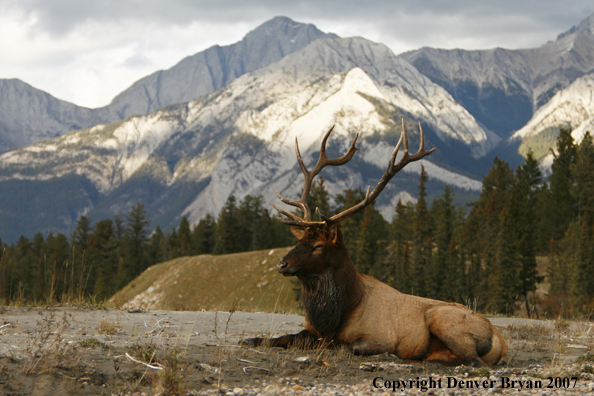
<box><xmin>278</xmin><ymin>259</ymin><xmax>288</xmax><ymax>272</ymax></box>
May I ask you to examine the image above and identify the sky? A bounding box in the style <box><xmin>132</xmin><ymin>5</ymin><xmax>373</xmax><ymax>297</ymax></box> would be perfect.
<box><xmin>1</xmin><ymin>0</ymin><xmax>593</xmax><ymax>109</ymax></box>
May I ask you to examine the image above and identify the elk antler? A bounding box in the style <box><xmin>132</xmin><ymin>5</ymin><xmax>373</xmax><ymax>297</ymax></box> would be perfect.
<box><xmin>274</xmin><ymin>120</ymin><xmax>436</xmax><ymax>227</ymax></box>
<box><xmin>272</xmin><ymin>125</ymin><xmax>359</xmax><ymax>227</ymax></box>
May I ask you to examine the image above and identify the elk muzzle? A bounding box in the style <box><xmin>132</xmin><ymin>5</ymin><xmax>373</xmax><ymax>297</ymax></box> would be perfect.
<box><xmin>277</xmin><ymin>258</ymin><xmax>296</xmax><ymax>276</ymax></box>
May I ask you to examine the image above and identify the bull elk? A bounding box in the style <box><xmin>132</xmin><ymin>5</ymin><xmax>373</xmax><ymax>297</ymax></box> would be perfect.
<box><xmin>243</xmin><ymin>121</ymin><xmax>508</xmax><ymax>367</ymax></box>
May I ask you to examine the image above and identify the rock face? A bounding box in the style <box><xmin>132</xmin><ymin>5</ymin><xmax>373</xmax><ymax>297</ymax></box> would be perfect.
<box><xmin>401</xmin><ymin>13</ymin><xmax>594</xmax><ymax>139</ymax></box>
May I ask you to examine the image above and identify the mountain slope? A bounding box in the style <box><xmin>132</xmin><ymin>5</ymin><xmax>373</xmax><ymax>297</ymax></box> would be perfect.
<box><xmin>0</xmin><ymin>36</ymin><xmax>485</xmax><ymax>242</ymax></box>
<box><xmin>401</xmin><ymin>13</ymin><xmax>594</xmax><ymax>140</ymax></box>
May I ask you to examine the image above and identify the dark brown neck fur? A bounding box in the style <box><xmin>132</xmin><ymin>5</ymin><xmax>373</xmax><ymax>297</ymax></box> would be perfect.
<box><xmin>298</xmin><ymin>254</ymin><xmax>363</xmax><ymax>338</ymax></box>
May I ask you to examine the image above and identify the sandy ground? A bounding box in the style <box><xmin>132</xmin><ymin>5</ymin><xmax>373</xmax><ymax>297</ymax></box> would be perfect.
<box><xmin>0</xmin><ymin>307</ymin><xmax>593</xmax><ymax>395</ymax></box>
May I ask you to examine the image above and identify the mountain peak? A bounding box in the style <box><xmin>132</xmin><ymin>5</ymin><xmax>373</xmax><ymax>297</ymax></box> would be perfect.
<box><xmin>557</xmin><ymin>12</ymin><xmax>594</xmax><ymax>40</ymax></box>
<box><xmin>244</xmin><ymin>16</ymin><xmax>338</xmax><ymax>42</ymax></box>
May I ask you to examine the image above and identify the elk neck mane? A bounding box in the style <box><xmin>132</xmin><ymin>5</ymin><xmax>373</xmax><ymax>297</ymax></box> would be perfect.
<box><xmin>298</xmin><ymin>251</ymin><xmax>364</xmax><ymax>338</ymax></box>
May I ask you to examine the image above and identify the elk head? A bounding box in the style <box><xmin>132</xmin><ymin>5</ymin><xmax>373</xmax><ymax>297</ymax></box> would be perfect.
<box><xmin>274</xmin><ymin>120</ymin><xmax>436</xmax><ymax>279</ymax></box>
<box><xmin>277</xmin><ymin>226</ymin><xmax>347</xmax><ymax>277</ymax></box>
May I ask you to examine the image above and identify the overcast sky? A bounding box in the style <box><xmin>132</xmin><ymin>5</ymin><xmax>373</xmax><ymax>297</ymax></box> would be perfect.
<box><xmin>1</xmin><ymin>0</ymin><xmax>593</xmax><ymax>108</ymax></box>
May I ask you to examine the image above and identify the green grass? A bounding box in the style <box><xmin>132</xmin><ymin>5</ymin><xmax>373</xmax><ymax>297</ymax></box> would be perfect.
<box><xmin>109</xmin><ymin>247</ymin><xmax>302</xmax><ymax>313</ymax></box>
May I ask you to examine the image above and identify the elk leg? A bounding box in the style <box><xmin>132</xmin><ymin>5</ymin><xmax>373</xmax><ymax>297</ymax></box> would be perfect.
<box><xmin>240</xmin><ymin>330</ymin><xmax>319</xmax><ymax>349</ymax></box>
<box><xmin>349</xmin><ymin>338</ymin><xmax>387</xmax><ymax>356</ymax></box>
<box><xmin>426</xmin><ymin>306</ymin><xmax>491</xmax><ymax>367</ymax></box>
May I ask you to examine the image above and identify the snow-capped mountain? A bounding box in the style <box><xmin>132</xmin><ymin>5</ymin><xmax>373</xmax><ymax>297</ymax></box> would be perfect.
<box><xmin>401</xmin><ymin>13</ymin><xmax>594</xmax><ymax>140</ymax></box>
<box><xmin>0</xmin><ymin>36</ymin><xmax>485</xmax><ymax>242</ymax></box>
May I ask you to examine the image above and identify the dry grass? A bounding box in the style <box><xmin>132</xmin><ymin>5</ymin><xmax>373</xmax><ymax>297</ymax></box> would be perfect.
<box><xmin>98</xmin><ymin>319</ymin><xmax>119</xmax><ymax>335</ymax></box>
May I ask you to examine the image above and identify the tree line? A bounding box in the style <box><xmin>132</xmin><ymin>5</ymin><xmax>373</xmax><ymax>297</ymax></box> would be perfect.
<box><xmin>0</xmin><ymin>128</ymin><xmax>592</xmax><ymax>317</ymax></box>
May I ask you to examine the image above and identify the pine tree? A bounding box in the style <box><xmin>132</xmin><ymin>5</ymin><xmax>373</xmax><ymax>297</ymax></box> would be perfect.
<box><xmin>489</xmin><ymin>207</ymin><xmax>520</xmax><ymax>314</ymax></box>
<box><xmin>88</xmin><ymin>219</ymin><xmax>119</xmax><ymax>299</ymax></box>
<box><xmin>167</xmin><ymin>229</ymin><xmax>180</xmax><ymax>259</ymax></box>
<box><xmin>191</xmin><ymin>214</ymin><xmax>216</xmax><ymax>254</ymax></box>
<box><xmin>214</xmin><ymin>195</ymin><xmax>241</xmax><ymax>254</ymax></box>
<box><xmin>467</xmin><ymin>157</ymin><xmax>514</xmax><ymax>307</ymax></box>
<box><xmin>177</xmin><ymin>217</ymin><xmax>192</xmax><ymax>257</ymax></box>
<box><xmin>544</xmin><ymin>127</ymin><xmax>577</xmax><ymax>242</ymax></box>
<box><xmin>547</xmin><ymin>224</ymin><xmax>579</xmax><ymax>316</ymax></box>
<box><xmin>572</xmin><ymin>131</ymin><xmax>594</xmax><ymax>221</ymax></box>
<box><xmin>431</xmin><ymin>186</ymin><xmax>461</xmax><ymax>301</ymax></box>
<box><xmin>411</xmin><ymin>165</ymin><xmax>432</xmax><ymax>297</ymax></box>
<box><xmin>147</xmin><ymin>225</ymin><xmax>167</xmax><ymax>265</ymax></box>
<box><xmin>384</xmin><ymin>200</ymin><xmax>414</xmax><ymax>293</ymax></box>
<box><xmin>508</xmin><ymin>150</ymin><xmax>544</xmax><ymax>315</ymax></box>
<box><xmin>354</xmin><ymin>206</ymin><xmax>375</xmax><ymax>274</ymax></box>
<box><xmin>238</xmin><ymin>195</ymin><xmax>265</xmax><ymax>251</ymax></box>
<box><xmin>121</xmin><ymin>203</ymin><xmax>150</xmax><ymax>285</ymax></box>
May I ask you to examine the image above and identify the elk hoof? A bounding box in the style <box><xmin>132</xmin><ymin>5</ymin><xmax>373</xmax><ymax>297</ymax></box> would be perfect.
<box><xmin>240</xmin><ymin>337</ymin><xmax>264</xmax><ymax>347</ymax></box>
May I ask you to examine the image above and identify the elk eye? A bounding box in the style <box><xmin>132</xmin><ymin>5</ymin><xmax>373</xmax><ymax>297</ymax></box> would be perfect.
<box><xmin>313</xmin><ymin>243</ymin><xmax>323</xmax><ymax>251</ymax></box>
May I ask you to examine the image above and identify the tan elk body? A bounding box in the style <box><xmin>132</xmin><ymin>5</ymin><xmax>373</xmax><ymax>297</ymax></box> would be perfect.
<box><xmin>243</xmin><ymin>122</ymin><xmax>508</xmax><ymax>367</ymax></box>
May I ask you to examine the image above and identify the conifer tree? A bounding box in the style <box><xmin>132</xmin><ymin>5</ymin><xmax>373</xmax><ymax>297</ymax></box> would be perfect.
<box><xmin>147</xmin><ymin>225</ymin><xmax>168</xmax><ymax>265</ymax></box>
<box><xmin>88</xmin><ymin>219</ymin><xmax>119</xmax><ymax>299</ymax></box>
<box><xmin>121</xmin><ymin>203</ymin><xmax>149</xmax><ymax>285</ymax></box>
<box><xmin>431</xmin><ymin>186</ymin><xmax>461</xmax><ymax>301</ymax></box>
<box><xmin>384</xmin><ymin>200</ymin><xmax>414</xmax><ymax>293</ymax></box>
<box><xmin>191</xmin><ymin>214</ymin><xmax>216</xmax><ymax>254</ymax></box>
<box><xmin>489</xmin><ymin>207</ymin><xmax>520</xmax><ymax>314</ymax></box>
<box><xmin>545</xmin><ymin>127</ymin><xmax>577</xmax><ymax>241</ymax></box>
<box><xmin>354</xmin><ymin>206</ymin><xmax>375</xmax><ymax>274</ymax></box>
<box><xmin>238</xmin><ymin>195</ymin><xmax>266</xmax><ymax>251</ymax></box>
<box><xmin>214</xmin><ymin>195</ymin><xmax>241</xmax><ymax>254</ymax></box>
<box><xmin>167</xmin><ymin>229</ymin><xmax>180</xmax><ymax>259</ymax></box>
<box><xmin>572</xmin><ymin>132</ymin><xmax>594</xmax><ymax>221</ymax></box>
<box><xmin>177</xmin><ymin>217</ymin><xmax>192</xmax><ymax>257</ymax></box>
<box><xmin>411</xmin><ymin>165</ymin><xmax>432</xmax><ymax>297</ymax></box>
<box><xmin>468</xmin><ymin>157</ymin><xmax>514</xmax><ymax>306</ymax></box>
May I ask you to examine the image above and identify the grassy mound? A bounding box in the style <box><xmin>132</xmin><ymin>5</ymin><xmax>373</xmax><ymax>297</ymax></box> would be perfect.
<box><xmin>109</xmin><ymin>246</ymin><xmax>302</xmax><ymax>313</ymax></box>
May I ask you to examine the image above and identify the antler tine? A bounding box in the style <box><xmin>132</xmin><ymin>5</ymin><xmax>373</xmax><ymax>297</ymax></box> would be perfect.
<box><xmin>325</xmin><ymin>120</ymin><xmax>436</xmax><ymax>227</ymax></box>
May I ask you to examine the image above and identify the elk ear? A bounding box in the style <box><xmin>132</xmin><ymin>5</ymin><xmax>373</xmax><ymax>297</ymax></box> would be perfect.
<box><xmin>330</xmin><ymin>226</ymin><xmax>342</xmax><ymax>246</ymax></box>
<box><xmin>290</xmin><ymin>227</ymin><xmax>306</xmax><ymax>241</ymax></box>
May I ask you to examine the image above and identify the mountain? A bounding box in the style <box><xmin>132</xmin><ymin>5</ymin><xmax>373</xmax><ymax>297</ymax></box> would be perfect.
<box><xmin>0</xmin><ymin>36</ymin><xmax>485</xmax><ymax>242</ymax></box>
<box><xmin>401</xmin><ymin>13</ymin><xmax>594</xmax><ymax>140</ymax></box>
<box><xmin>0</xmin><ymin>79</ymin><xmax>102</xmax><ymax>152</ymax></box>
<box><xmin>0</xmin><ymin>17</ymin><xmax>336</xmax><ymax>153</ymax></box>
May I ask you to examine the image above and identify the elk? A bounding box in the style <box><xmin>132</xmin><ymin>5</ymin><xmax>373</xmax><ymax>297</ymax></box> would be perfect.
<box><xmin>242</xmin><ymin>121</ymin><xmax>508</xmax><ymax>367</ymax></box>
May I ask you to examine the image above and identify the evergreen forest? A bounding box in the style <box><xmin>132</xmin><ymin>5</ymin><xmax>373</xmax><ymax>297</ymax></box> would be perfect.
<box><xmin>0</xmin><ymin>128</ymin><xmax>593</xmax><ymax>318</ymax></box>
